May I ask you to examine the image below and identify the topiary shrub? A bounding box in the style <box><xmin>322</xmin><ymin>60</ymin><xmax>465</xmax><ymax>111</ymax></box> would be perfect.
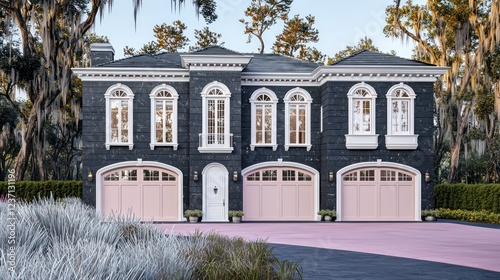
<box><xmin>434</xmin><ymin>184</ymin><xmax>500</xmax><ymax>214</ymax></box>
<box><xmin>0</xmin><ymin>181</ymin><xmax>82</xmax><ymax>202</ymax></box>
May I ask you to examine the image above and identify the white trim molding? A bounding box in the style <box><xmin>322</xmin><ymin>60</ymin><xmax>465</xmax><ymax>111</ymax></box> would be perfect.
<box><xmin>104</xmin><ymin>83</ymin><xmax>134</xmax><ymax>150</ymax></box>
<box><xmin>149</xmin><ymin>84</ymin><xmax>179</xmax><ymax>150</ymax></box>
<box><xmin>385</xmin><ymin>83</ymin><xmax>418</xmax><ymax>150</ymax></box>
<box><xmin>249</xmin><ymin>87</ymin><xmax>278</xmax><ymax>151</ymax></box>
<box><xmin>180</xmin><ymin>54</ymin><xmax>253</xmax><ymax>71</ymax></box>
<box><xmin>345</xmin><ymin>82</ymin><xmax>378</xmax><ymax>149</ymax></box>
<box><xmin>284</xmin><ymin>87</ymin><xmax>313</xmax><ymax>151</ymax></box>
<box><xmin>242</xmin><ymin>160</ymin><xmax>320</xmax><ymax>221</ymax></box>
<box><xmin>72</xmin><ymin>68</ymin><xmax>189</xmax><ymax>82</ymax></box>
<box><xmin>335</xmin><ymin>160</ymin><xmax>422</xmax><ymax>222</ymax></box>
<box><xmin>95</xmin><ymin>160</ymin><xmax>184</xmax><ymax>221</ymax></box>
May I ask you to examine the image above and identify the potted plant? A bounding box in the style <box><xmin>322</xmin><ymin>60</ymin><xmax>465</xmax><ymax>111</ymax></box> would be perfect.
<box><xmin>184</xmin><ymin>209</ymin><xmax>202</xmax><ymax>223</ymax></box>
<box><xmin>421</xmin><ymin>209</ymin><xmax>440</xmax><ymax>221</ymax></box>
<box><xmin>317</xmin><ymin>209</ymin><xmax>336</xmax><ymax>222</ymax></box>
<box><xmin>228</xmin><ymin>210</ymin><xmax>244</xmax><ymax>223</ymax></box>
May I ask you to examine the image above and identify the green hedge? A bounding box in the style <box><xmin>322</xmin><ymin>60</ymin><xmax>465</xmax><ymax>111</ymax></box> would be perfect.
<box><xmin>437</xmin><ymin>208</ymin><xmax>500</xmax><ymax>224</ymax></box>
<box><xmin>434</xmin><ymin>184</ymin><xmax>500</xmax><ymax>214</ymax></box>
<box><xmin>0</xmin><ymin>181</ymin><xmax>82</xmax><ymax>201</ymax></box>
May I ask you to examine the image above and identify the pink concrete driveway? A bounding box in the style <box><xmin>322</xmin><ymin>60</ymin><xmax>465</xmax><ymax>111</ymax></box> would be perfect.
<box><xmin>160</xmin><ymin>222</ymin><xmax>500</xmax><ymax>273</ymax></box>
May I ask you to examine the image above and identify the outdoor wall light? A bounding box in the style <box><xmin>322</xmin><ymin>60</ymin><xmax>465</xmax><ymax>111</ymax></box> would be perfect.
<box><xmin>213</xmin><ymin>185</ymin><xmax>218</xmax><ymax>195</ymax></box>
<box><xmin>425</xmin><ymin>170</ymin><xmax>431</xmax><ymax>183</ymax></box>
<box><xmin>233</xmin><ymin>170</ymin><xmax>238</xmax><ymax>182</ymax></box>
<box><xmin>193</xmin><ymin>171</ymin><xmax>199</xmax><ymax>181</ymax></box>
<box><xmin>328</xmin><ymin>171</ymin><xmax>334</xmax><ymax>182</ymax></box>
<box><xmin>87</xmin><ymin>170</ymin><xmax>93</xmax><ymax>182</ymax></box>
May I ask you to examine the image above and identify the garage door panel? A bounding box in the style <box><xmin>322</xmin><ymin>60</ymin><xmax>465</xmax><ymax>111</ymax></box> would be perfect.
<box><xmin>398</xmin><ymin>184</ymin><xmax>415</xmax><ymax>219</ymax></box>
<box><xmin>298</xmin><ymin>185</ymin><xmax>314</xmax><ymax>218</ymax></box>
<box><xmin>342</xmin><ymin>184</ymin><xmax>359</xmax><ymax>219</ymax></box>
<box><xmin>380</xmin><ymin>184</ymin><xmax>397</xmax><ymax>218</ymax></box>
<box><xmin>262</xmin><ymin>185</ymin><xmax>280</xmax><ymax>218</ymax></box>
<box><xmin>281</xmin><ymin>185</ymin><xmax>298</xmax><ymax>218</ymax></box>
<box><xmin>243</xmin><ymin>184</ymin><xmax>262</xmax><ymax>219</ymax></box>
<box><xmin>102</xmin><ymin>184</ymin><xmax>120</xmax><ymax>217</ymax></box>
<box><xmin>143</xmin><ymin>184</ymin><xmax>161</xmax><ymax>219</ymax></box>
<box><xmin>358</xmin><ymin>185</ymin><xmax>377</xmax><ymax>219</ymax></box>
<box><xmin>121</xmin><ymin>184</ymin><xmax>142</xmax><ymax>219</ymax></box>
<box><xmin>162</xmin><ymin>184</ymin><xmax>179</xmax><ymax>220</ymax></box>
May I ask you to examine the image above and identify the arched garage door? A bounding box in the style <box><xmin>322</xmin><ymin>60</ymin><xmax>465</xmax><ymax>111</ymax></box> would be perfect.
<box><xmin>97</xmin><ymin>162</ymin><xmax>183</xmax><ymax>221</ymax></box>
<box><xmin>243</xmin><ymin>162</ymin><xmax>319</xmax><ymax>221</ymax></box>
<box><xmin>337</xmin><ymin>163</ymin><xmax>420</xmax><ymax>221</ymax></box>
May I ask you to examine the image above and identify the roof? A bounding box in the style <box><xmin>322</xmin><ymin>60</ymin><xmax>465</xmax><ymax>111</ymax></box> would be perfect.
<box><xmin>332</xmin><ymin>50</ymin><xmax>435</xmax><ymax>67</ymax></box>
<box><xmin>191</xmin><ymin>45</ymin><xmax>244</xmax><ymax>56</ymax></box>
<box><xmin>243</xmin><ymin>53</ymin><xmax>319</xmax><ymax>73</ymax></box>
<box><xmin>94</xmin><ymin>54</ymin><xmax>183</xmax><ymax>68</ymax></box>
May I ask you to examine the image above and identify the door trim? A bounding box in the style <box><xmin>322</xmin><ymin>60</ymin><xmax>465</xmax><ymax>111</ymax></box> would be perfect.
<box><xmin>202</xmin><ymin>163</ymin><xmax>229</xmax><ymax>222</ymax></box>
<box><xmin>96</xmin><ymin>160</ymin><xmax>184</xmax><ymax>221</ymax></box>
<box><xmin>242</xmin><ymin>160</ymin><xmax>320</xmax><ymax>221</ymax></box>
<box><xmin>336</xmin><ymin>160</ymin><xmax>421</xmax><ymax>221</ymax></box>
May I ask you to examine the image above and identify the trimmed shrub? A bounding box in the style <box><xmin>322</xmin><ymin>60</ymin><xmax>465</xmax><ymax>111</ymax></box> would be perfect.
<box><xmin>434</xmin><ymin>184</ymin><xmax>500</xmax><ymax>214</ymax></box>
<box><xmin>437</xmin><ymin>208</ymin><xmax>500</xmax><ymax>224</ymax></box>
<box><xmin>0</xmin><ymin>181</ymin><xmax>82</xmax><ymax>201</ymax></box>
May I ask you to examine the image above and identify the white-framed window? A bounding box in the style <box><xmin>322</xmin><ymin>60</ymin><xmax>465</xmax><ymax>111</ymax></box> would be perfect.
<box><xmin>105</xmin><ymin>83</ymin><xmax>134</xmax><ymax>150</ymax></box>
<box><xmin>385</xmin><ymin>83</ymin><xmax>418</xmax><ymax>150</ymax></box>
<box><xmin>199</xmin><ymin>81</ymin><xmax>233</xmax><ymax>153</ymax></box>
<box><xmin>284</xmin><ymin>87</ymin><xmax>312</xmax><ymax>151</ymax></box>
<box><xmin>345</xmin><ymin>82</ymin><xmax>378</xmax><ymax>149</ymax></box>
<box><xmin>149</xmin><ymin>84</ymin><xmax>179</xmax><ymax>150</ymax></box>
<box><xmin>250</xmin><ymin>88</ymin><xmax>278</xmax><ymax>151</ymax></box>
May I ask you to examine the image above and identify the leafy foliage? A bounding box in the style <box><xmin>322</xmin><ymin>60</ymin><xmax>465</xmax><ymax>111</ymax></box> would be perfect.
<box><xmin>240</xmin><ymin>0</ymin><xmax>293</xmax><ymax>54</ymax></box>
<box><xmin>189</xmin><ymin>27</ymin><xmax>224</xmax><ymax>52</ymax></box>
<box><xmin>437</xmin><ymin>208</ymin><xmax>500</xmax><ymax>224</ymax></box>
<box><xmin>124</xmin><ymin>20</ymin><xmax>189</xmax><ymax>55</ymax></box>
<box><xmin>272</xmin><ymin>14</ymin><xmax>324</xmax><ymax>63</ymax></box>
<box><xmin>0</xmin><ymin>181</ymin><xmax>82</xmax><ymax>201</ymax></box>
<box><xmin>327</xmin><ymin>37</ymin><xmax>380</xmax><ymax>65</ymax></box>
<box><xmin>228</xmin><ymin>210</ymin><xmax>245</xmax><ymax>217</ymax></box>
<box><xmin>434</xmin><ymin>183</ymin><xmax>500</xmax><ymax>213</ymax></box>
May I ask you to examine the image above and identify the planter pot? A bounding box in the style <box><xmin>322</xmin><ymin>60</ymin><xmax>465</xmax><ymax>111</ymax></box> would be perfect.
<box><xmin>232</xmin><ymin>217</ymin><xmax>242</xmax><ymax>223</ymax></box>
<box><xmin>324</xmin><ymin>215</ymin><xmax>333</xmax><ymax>222</ymax></box>
<box><xmin>189</xmin><ymin>216</ymin><xmax>199</xmax><ymax>223</ymax></box>
<box><xmin>425</xmin><ymin>216</ymin><xmax>437</xmax><ymax>222</ymax></box>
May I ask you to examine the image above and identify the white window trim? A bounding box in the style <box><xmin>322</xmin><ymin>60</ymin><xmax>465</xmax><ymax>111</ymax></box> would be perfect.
<box><xmin>104</xmin><ymin>83</ymin><xmax>134</xmax><ymax>150</ymax></box>
<box><xmin>284</xmin><ymin>87</ymin><xmax>312</xmax><ymax>151</ymax></box>
<box><xmin>249</xmin><ymin>87</ymin><xmax>278</xmax><ymax>151</ymax></box>
<box><xmin>345</xmin><ymin>82</ymin><xmax>378</xmax><ymax>149</ymax></box>
<box><xmin>199</xmin><ymin>81</ymin><xmax>233</xmax><ymax>153</ymax></box>
<box><xmin>149</xmin><ymin>84</ymin><xmax>179</xmax><ymax>150</ymax></box>
<box><xmin>385</xmin><ymin>83</ymin><xmax>418</xmax><ymax>150</ymax></box>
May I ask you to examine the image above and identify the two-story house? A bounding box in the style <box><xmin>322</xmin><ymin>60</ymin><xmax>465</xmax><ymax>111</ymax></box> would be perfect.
<box><xmin>73</xmin><ymin>44</ymin><xmax>447</xmax><ymax>222</ymax></box>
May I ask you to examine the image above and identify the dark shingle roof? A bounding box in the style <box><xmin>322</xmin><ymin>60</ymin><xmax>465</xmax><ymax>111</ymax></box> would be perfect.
<box><xmin>191</xmin><ymin>45</ymin><xmax>244</xmax><ymax>55</ymax></box>
<box><xmin>243</xmin><ymin>53</ymin><xmax>319</xmax><ymax>73</ymax></box>
<box><xmin>332</xmin><ymin>50</ymin><xmax>434</xmax><ymax>66</ymax></box>
<box><xmin>94</xmin><ymin>54</ymin><xmax>182</xmax><ymax>68</ymax></box>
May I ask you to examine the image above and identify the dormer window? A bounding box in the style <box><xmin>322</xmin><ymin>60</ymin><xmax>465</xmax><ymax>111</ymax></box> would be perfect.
<box><xmin>345</xmin><ymin>82</ymin><xmax>378</xmax><ymax>149</ymax></box>
<box><xmin>105</xmin><ymin>84</ymin><xmax>134</xmax><ymax>150</ymax></box>
<box><xmin>149</xmin><ymin>84</ymin><xmax>179</xmax><ymax>150</ymax></box>
<box><xmin>385</xmin><ymin>83</ymin><xmax>418</xmax><ymax>150</ymax></box>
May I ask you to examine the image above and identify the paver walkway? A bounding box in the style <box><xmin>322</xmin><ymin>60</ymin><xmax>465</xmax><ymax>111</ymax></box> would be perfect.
<box><xmin>160</xmin><ymin>221</ymin><xmax>500</xmax><ymax>279</ymax></box>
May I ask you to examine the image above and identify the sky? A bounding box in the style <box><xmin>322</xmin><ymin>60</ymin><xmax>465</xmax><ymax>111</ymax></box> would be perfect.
<box><xmin>93</xmin><ymin>0</ymin><xmax>426</xmax><ymax>60</ymax></box>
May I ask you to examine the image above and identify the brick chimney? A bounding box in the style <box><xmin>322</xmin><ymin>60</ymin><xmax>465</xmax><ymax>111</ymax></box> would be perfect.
<box><xmin>90</xmin><ymin>43</ymin><xmax>115</xmax><ymax>66</ymax></box>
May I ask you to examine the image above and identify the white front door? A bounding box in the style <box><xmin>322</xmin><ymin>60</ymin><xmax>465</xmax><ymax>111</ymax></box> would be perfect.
<box><xmin>202</xmin><ymin>163</ymin><xmax>228</xmax><ymax>222</ymax></box>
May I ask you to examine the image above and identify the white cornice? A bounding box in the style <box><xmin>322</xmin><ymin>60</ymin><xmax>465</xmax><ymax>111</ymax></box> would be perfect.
<box><xmin>180</xmin><ymin>54</ymin><xmax>254</xmax><ymax>71</ymax></box>
<box><xmin>72</xmin><ymin>68</ymin><xmax>189</xmax><ymax>82</ymax></box>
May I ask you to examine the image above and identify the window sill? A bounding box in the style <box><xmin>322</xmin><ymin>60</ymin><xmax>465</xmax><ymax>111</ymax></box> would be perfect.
<box><xmin>385</xmin><ymin>135</ymin><xmax>418</xmax><ymax>150</ymax></box>
<box><xmin>345</xmin><ymin>134</ymin><xmax>379</xmax><ymax>149</ymax></box>
<box><xmin>150</xmin><ymin>143</ymin><xmax>179</xmax><ymax>151</ymax></box>
<box><xmin>198</xmin><ymin>147</ymin><xmax>234</xmax><ymax>153</ymax></box>
<box><xmin>250</xmin><ymin>144</ymin><xmax>278</xmax><ymax>151</ymax></box>
<box><xmin>284</xmin><ymin>144</ymin><xmax>312</xmax><ymax>151</ymax></box>
<box><xmin>105</xmin><ymin>143</ymin><xmax>134</xmax><ymax>150</ymax></box>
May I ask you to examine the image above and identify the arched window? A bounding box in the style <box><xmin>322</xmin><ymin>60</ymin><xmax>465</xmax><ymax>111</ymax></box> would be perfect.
<box><xmin>284</xmin><ymin>88</ymin><xmax>312</xmax><ymax>151</ymax></box>
<box><xmin>250</xmin><ymin>88</ymin><xmax>278</xmax><ymax>151</ymax></box>
<box><xmin>199</xmin><ymin>81</ymin><xmax>233</xmax><ymax>153</ymax></box>
<box><xmin>105</xmin><ymin>84</ymin><xmax>134</xmax><ymax>150</ymax></box>
<box><xmin>149</xmin><ymin>84</ymin><xmax>179</xmax><ymax>150</ymax></box>
<box><xmin>385</xmin><ymin>83</ymin><xmax>418</xmax><ymax>149</ymax></box>
<box><xmin>346</xmin><ymin>82</ymin><xmax>378</xmax><ymax>149</ymax></box>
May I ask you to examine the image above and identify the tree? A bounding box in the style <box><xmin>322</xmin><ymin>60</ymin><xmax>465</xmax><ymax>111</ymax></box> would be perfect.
<box><xmin>385</xmin><ymin>0</ymin><xmax>500</xmax><ymax>183</ymax></box>
<box><xmin>240</xmin><ymin>0</ymin><xmax>293</xmax><ymax>54</ymax></box>
<box><xmin>272</xmin><ymin>14</ymin><xmax>324</xmax><ymax>63</ymax></box>
<box><xmin>328</xmin><ymin>37</ymin><xmax>379</xmax><ymax>65</ymax></box>
<box><xmin>189</xmin><ymin>27</ymin><xmax>224</xmax><ymax>52</ymax></box>
<box><xmin>124</xmin><ymin>20</ymin><xmax>189</xmax><ymax>56</ymax></box>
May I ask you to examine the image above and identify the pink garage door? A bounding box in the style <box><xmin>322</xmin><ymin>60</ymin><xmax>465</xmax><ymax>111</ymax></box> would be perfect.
<box><xmin>101</xmin><ymin>167</ymin><xmax>179</xmax><ymax>221</ymax></box>
<box><xmin>341</xmin><ymin>168</ymin><xmax>415</xmax><ymax>221</ymax></box>
<box><xmin>243</xmin><ymin>167</ymin><xmax>315</xmax><ymax>221</ymax></box>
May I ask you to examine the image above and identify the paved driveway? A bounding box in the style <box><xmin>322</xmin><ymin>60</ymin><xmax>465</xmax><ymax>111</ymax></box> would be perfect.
<box><xmin>160</xmin><ymin>221</ymin><xmax>500</xmax><ymax>279</ymax></box>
